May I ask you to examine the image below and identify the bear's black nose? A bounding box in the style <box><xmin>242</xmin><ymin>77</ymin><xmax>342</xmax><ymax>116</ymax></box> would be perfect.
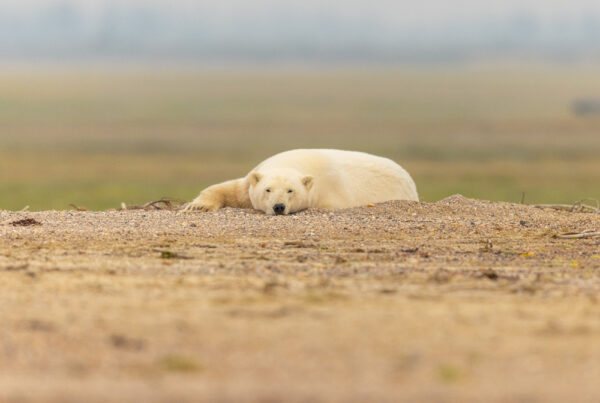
<box><xmin>273</xmin><ymin>203</ymin><xmax>285</xmax><ymax>215</ymax></box>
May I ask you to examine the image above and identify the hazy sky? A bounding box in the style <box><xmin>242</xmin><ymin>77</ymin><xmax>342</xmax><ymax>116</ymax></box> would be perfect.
<box><xmin>6</xmin><ymin>0</ymin><xmax>600</xmax><ymax>24</ymax></box>
<box><xmin>2</xmin><ymin>0</ymin><xmax>599</xmax><ymax>61</ymax></box>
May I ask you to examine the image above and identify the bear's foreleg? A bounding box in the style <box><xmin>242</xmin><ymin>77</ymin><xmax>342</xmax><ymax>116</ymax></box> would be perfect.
<box><xmin>183</xmin><ymin>178</ymin><xmax>251</xmax><ymax>212</ymax></box>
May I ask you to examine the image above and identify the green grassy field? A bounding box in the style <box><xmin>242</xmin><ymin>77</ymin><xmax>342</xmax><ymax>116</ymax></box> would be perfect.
<box><xmin>1</xmin><ymin>64</ymin><xmax>599</xmax><ymax>210</ymax></box>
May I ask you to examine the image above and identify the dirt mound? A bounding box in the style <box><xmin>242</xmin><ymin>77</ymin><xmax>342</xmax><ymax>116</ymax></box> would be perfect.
<box><xmin>1</xmin><ymin>197</ymin><xmax>599</xmax><ymax>402</ymax></box>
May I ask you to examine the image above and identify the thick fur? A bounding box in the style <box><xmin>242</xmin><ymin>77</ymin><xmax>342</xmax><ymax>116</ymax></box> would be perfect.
<box><xmin>184</xmin><ymin>149</ymin><xmax>418</xmax><ymax>215</ymax></box>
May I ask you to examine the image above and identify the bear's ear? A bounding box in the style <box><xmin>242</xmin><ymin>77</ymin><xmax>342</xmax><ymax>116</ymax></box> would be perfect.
<box><xmin>302</xmin><ymin>176</ymin><xmax>313</xmax><ymax>190</ymax></box>
<box><xmin>250</xmin><ymin>172</ymin><xmax>263</xmax><ymax>185</ymax></box>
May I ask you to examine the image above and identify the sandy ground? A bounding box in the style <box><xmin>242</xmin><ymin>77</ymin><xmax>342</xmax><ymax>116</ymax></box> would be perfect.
<box><xmin>1</xmin><ymin>195</ymin><xmax>599</xmax><ymax>402</ymax></box>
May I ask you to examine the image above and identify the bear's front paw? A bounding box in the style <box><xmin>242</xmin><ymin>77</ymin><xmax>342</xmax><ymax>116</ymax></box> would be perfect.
<box><xmin>181</xmin><ymin>198</ymin><xmax>221</xmax><ymax>213</ymax></box>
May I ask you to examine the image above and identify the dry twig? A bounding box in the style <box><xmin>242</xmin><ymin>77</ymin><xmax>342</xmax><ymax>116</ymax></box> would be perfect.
<box><xmin>554</xmin><ymin>229</ymin><xmax>600</xmax><ymax>239</ymax></box>
<box><xmin>119</xmin><ymin>198</ymin><xmax>186</xmax><ymax>211</ymax></box>
<box><xmin>533</xmin><ymin>198</ymin><xmax>600</xmax><ymax>214</ymax></box>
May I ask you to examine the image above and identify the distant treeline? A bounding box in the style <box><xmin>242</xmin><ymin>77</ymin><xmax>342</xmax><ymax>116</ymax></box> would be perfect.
<box><xmin>1</xmin><ymin>2</ymin><xmax>600</xmax><ymax>62</ymax></box>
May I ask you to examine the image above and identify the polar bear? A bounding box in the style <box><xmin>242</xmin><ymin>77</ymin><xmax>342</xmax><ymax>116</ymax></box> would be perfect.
<box><xmin>183</xmin><ymin>149</ymin><xmax>418</xmax><ymax>215</ymax></box>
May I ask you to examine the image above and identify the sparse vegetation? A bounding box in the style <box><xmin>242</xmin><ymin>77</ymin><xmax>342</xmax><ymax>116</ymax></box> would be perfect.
<box><xmin>1</xmin><ymin>65</ymin><xmax>599</xmax><ymax>210</ymax></box>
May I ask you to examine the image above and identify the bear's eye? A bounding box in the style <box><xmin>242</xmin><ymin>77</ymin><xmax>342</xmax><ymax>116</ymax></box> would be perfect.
<box><xmin>265</xmin><ymin>188</ymin><xmax>271</xmax><ymax>193</ymax></box>
<box><xmin>287</xmin><ymin>189</ymin><xmax>293</xmax><ymax>193</ymax></box>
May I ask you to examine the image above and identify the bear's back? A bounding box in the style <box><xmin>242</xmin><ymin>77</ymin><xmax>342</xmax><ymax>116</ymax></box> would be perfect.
<box><xmin>253</xmin><ymin>149</ymin><xmax>418</xmax><ymax>207</ymax></box>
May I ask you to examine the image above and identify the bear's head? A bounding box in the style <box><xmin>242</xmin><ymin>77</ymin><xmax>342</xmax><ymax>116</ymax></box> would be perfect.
<box><xmin>248</xmin><ymin>170</ymin><xmax>313</xmax><ymax>215</ymax></box>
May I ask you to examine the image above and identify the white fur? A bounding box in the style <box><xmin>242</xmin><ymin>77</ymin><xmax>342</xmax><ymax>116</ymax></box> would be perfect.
<box><xmin>248</xmin><ymin>149</ymin><xmax>418</xmax><ymax>214</ymax></box>
<box><xmin>185</xmin><ymin>149</ymin><xmax>418</xmax><ymax>215</ymax></box>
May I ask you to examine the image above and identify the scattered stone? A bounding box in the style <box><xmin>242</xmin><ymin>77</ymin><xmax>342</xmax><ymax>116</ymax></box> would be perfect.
<box><xmin>10</xmin><ymin>218</ymin><xmax>41</xmax><ymax>227</ymax></box>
